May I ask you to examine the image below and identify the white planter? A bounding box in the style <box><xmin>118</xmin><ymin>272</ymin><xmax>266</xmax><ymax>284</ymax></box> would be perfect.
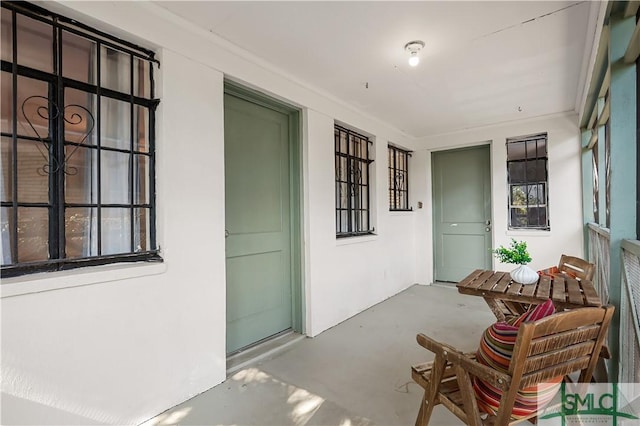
<box><xmin>510</xmin><ymin>264</ymin><xmax>539</xmax><ymax>285</ymax></box>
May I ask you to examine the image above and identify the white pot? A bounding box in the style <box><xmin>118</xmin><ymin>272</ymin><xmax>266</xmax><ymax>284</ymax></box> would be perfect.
<box><xmin>510</xmin><ymin>264</ymin><xmax>539</xmax><ymax>285</ymax></box>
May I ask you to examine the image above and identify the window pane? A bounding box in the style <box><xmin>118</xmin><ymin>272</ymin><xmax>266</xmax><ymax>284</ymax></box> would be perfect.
<box><xmin>101</xmin><ymin>208</ymin><xmax>130</xmax><ymax>255</ymax></box>
<box><xmin>62</xmin><ymin>31</ymin><xmax>97</xmax><ymax>84</ymax></box>
<box><xmin>1</xmin><ymin>8</ymin><xmax>12</xmax><ymax>63</ymax></box>
<box><xmin>1</xmin><ymin>206</ymin><xmax>14</xmax><ymax>265</ymax></box>
<box><xmin>133</xmin><ymin>154</ymin><xmax>149</xmax><ymax>204</ymax></box>
<box><xmin>17</xmin><ymin>206</ymin><xmax>48</xmax><ymax>262</ymax></box>
<box><xmin>507</xmin><ymin>141</ymin><xmax>526</xmax><ymax>161</ymax></box>
<box><xmin>133</xmin><ymin>58</ymin><xmax>150</xmax><ymax>99</ymax></box>
<box><xmin>100</xmin><ymin>46</ymin><xmax>131</xmax><ymax>94</ymax></box>
<box><xmin>527</xmin><ymin>207</ymin><xmax>547</xmax><ymax>227</ymax></box>
<box><xmin>338</xmin><ymin>182</ymin><xmax>347</xmax><ymax>208</ymax></box>
<box><xmin>65</xmin><ymin>146</ymin><xmax>98</xmax><ymax>204</ymax></box>
<box><xmin>510</xmin><ymin>185</ymin><xmax>527</xmax><ymax>206</ymax></box>
<box><xmin>1</xmin><ymin>72</ymin><xmax>12</xmax><ymax>134</ymax></box>
<box><xmin>337</xmin><ymin>156</ymin><xmax>347</xmax><ymax>181</ymax></box>
<box><xmin>526</xmin><ymin>184</ymin><xmax>546</xmax><ymax>206</ymax></box>
<box><xmin>508</xmin><ymin>161</ymin><xmax>525</xmax><ymax>183</ymax></box>
<box><xmin>134</xmin><ymin>106</ymin><xmax>149</xmax><ymax>152</ymax></box>
<box><xmin>101</xmin><ymin>97</ymin><xmax>131</xmax><ymax>150</ymax></box>
<box><xmin>65</xmin><ymin>207</ymin><xmax>98</xmax><ymax>258</ymax></box>
<box><xmin>510</xmin><ymin>208</ymin><xmax>528</xmax><ymax>228</ymax></box>
<box><xmin>134</xmin><ymin>208</ymin><xmax>150</xmax><ymax>252</ymax></box>
<box><xmin>101</xmin><ymin>151</ymin><xmax>130</xmax><ymax>204</ymax></box>
<box><xmin>17</xmin><ymin>139</ymin><xmax>48</xmax><ymax>203</ymax></box>
<box><xmin>16</xmin><ymin>14</ymin><xmax>53</xmax><ymax>73</ymax></box>
<box><xmin>1</xmin><ymin>136</ymin><xmax>13</xmax><ymax>202</ymax></box>
<box><xmin>527</xmin><ymin>138</ymin><xmax>546</xmax><ymax>158</ymax></box>
<box><xmin>65</xmin><ymin>88</ymin><xmax>97</xmax><ymax>146</ymax></box>
<box><xmin>16</xmin><ymin>75</ymin><xmax>49</xmax><ymax>140</ymax></box>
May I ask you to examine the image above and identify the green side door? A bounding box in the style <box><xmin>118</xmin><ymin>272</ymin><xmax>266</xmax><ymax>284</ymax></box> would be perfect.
<box><xmin>433</xmin><ymin>145</ymin><xmax>492</xmax><ymax>282</ymax></box>
<box><xmin>224</xmin><ymin>93</ymin><xmax>293</xmax><ymax>354</ymax></box>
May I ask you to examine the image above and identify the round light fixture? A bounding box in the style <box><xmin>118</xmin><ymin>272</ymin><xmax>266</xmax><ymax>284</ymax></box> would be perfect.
<box><xmin>404</xmin><ymin>40</ymin><xmax>425</xmax><ymax>67</ymax></box>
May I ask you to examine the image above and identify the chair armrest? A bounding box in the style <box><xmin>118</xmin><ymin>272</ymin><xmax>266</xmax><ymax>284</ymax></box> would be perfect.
<box><xmin>416</xmin><ymin>333</ymin><xmax>462</xmax><ymax>356</ymax></box>
<box><xmin>445</xmin><ymin>350</ymin><xmax>511</xmax><ymax>391</ymax></box>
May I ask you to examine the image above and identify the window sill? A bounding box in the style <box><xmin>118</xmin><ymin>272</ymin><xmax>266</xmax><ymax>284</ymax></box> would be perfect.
<box><xmin>389</xmin><ymin>210</ymin><xmax>414</xmax><ymax>216</ymax></box>
<box><xmin>506</xmin><ymin>229</ymin><xmax>552</xmax><ymax>237</ymax></box>
<box><xmin>336</xmin><ymin>234</ymin><xmax>379</xmax><ymax>246</ymax></box>
<box><xmin>1</xmin><ymin>262</ymin><xmax>167</xmax><ymax>298</ymax></box>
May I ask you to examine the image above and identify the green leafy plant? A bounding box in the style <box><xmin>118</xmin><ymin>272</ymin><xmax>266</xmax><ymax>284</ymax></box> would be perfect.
<box><xmin>493</xmin><ymin>239</ymin><xmax>532</xmax><ymax>265</ymax></box>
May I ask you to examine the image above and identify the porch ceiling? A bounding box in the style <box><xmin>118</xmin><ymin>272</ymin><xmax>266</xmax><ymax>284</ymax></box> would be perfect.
<box><xmin>156</xmin><ymin>1</ymin><xmax>593</xmax><ymax>139</ymax></box>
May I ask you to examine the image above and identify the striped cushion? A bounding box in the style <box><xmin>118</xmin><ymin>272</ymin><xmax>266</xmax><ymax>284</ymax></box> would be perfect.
<box><xmin>474</xmin><ymin>299</ymin><xmax>562</xmax><ymax>419</ymax></box>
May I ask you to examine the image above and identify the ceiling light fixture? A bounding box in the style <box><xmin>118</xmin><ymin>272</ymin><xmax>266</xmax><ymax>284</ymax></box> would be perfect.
<box><xmin>404</xmin><ymin>40</ymin><xmax>425</xmax><ymax>67</ymax></box>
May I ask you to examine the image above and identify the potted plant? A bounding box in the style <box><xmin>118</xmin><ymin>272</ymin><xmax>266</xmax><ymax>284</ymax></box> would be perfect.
<box><xmin>493</xmin><ymin>239</ymin><xmax>538</xmax><ymax>284</ymax></box>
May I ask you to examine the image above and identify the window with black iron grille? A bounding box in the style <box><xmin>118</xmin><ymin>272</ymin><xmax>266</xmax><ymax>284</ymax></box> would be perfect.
<box><xmin>388</xmin><ymin>145</ymin><xmax>411</xmax><ymax>211</ymax></box>
<box><xmin>335</xmin><ymin>125</ymin><xmax>373</xmax><ymax>237</ymax></box>
<box><xmin>1</xmin><ymin>1</ymin><xmax>160</xmax><ymax>277</ymax></box>
<box><xmin>506</xmin><ymin>133</ymin><xmax>550</xmax><ymax>230</ymax></box>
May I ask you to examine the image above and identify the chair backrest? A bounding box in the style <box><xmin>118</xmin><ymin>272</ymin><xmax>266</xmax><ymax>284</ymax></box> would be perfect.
<box><xmin>558</xmin><ymin>254</ymin><xmax>595</xmax><ymax>281</ymax></box>
<box><xmin>495</xmin><ymin>305</ymin><xmax>614</xmax><ymax>424</ymax></box>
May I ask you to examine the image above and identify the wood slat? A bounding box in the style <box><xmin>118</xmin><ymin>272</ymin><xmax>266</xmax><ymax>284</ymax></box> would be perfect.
<box><xmin>457</xmin><ymin>269</ymin><xmax>485</xmax><ymax>289</ymax></box>
<box><xmin>520</xmin><ymin>281</ymin><xmax>537</xmax><ymax>297</ymax></box>
<box><xmin>581</xmin><ymin>281</ymin><xmax>602</xmax><ymax>306</ymax></box>
<box><xmin>478</xmin><ymin>271</ymin><xmax>506</xmax><ymax>291</ymax></box>
<box><xmin>493</xmin><ymin>273</ymin><xmax>512</xmax><ymax>293</ymax></box>
<box><xmin>462</xmin><ymin>270</ymin><xmax>494</xmax><ymax>290</ymax></box>
<box><xmin>523</xmin><ymin>342</ymin><xmax>596</xmax><ymax>374</ymax></box>
<box><xmin>551</xmin><ymin>275</ymin><xmax>566</xmax><ymax>303</ymax></box>
<box><xmin>566</xmin><ymin>278</ymin><xmax>584</xmax><ymax>305</ymax></box>
<box><xmin>528</xmin><ymin>325</ymin><xmax>600</xmax><ymax>356</ymax></box>
<box><xmin>536</xmin><ymin>275</ymin><xmax>551</xmax><ymax>299</ymax></box>
<box><xmin>506</xmin><ymin>282</ymin><xmax>523</xmax><ymax>296</ymax></box>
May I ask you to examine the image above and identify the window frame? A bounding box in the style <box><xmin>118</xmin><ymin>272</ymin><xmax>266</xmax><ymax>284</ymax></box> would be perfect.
<box><xmin>506</xmin><ymin>133</ymin><xmax>550</xmax><ymax>231</ymax></box>
<box><xmin>1</xmin><ymin>1</ymin><xmax>161</xmax><ymax>278</ymax></box>
<box><xmin>334</xmin><ymin>124</ymin><xmax>374</xmax><ymax>237</ymax></box>
<box><xmin>388</xmin><ymin>144</ymin><xmax>411</xmax><ymax>211</ymax></box>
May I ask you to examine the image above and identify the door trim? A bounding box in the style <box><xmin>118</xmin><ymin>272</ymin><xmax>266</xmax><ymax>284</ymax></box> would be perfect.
<box><xmin>223</xmin><ymin>80</ymin><xmax>305</xmax><ymax>335</ymax></box>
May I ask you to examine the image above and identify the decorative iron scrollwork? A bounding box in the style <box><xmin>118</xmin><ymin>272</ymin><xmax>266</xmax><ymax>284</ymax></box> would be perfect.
<box><xmin>21</xmin><ymin>95</ymin><xmax>95</xmax><ymax>176</ymax></box>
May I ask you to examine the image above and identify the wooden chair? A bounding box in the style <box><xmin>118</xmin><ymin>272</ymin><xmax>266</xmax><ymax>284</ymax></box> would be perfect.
<box><xmin>557</xmin><ymin>254</ymin><xmax>595</xmax><ymax>281</ymax></box>
<box><xmin>411</xmin><ymin>305</ymin><xmax>614</xmax><ymax>426</ymax></box>
<box><xmin>492</xmin><ymin>254</ymin><xmax>597</xmax><ymax>321</ymax></box>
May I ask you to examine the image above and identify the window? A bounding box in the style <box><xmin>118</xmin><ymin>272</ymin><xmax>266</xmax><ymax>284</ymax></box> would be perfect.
<box><xmin>335</xmin><ymin>125</ymin><xmax>373</xmax><ymax>237</ymax></box>
<box><xmin>1</xmin><ymin>2</ymin><xmax>159</xmax><ymax>277</ymax></box>
<box><xmin>388</xmin><ymin>145</ymin><xmax>411</xmax><ymax>211</ymax></box>
<box><xmin>506</xmin><ymin>133</ymin><xmax>549</xmax><ymax>230</ymax></box>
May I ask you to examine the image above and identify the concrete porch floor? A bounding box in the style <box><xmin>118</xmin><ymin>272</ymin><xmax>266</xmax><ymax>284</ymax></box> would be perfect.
<box><xmin>144</xmin><ymin>284</ymin><xmax>496</xmax><ymax>426</ymax></box>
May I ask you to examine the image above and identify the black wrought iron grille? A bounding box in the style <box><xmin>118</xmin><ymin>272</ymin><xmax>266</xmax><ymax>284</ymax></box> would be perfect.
<box><xmin>1</xmin><ymin>1</ymin><xmax>160</xmax><ymax>277</ymax></box>
<box><xmin>506</xmin><ymin>133</ymin><xmax>550</xmax><ymax>230</ymax></box>
<box><xmin>335</xmin><ymin>125</ymin><xmax>373</xmax><ymax>237</ymax></box>
<box><xmin>388</xmin><ymin>145</ymin><xmax>411</xmax><ymax>211</ymax></box>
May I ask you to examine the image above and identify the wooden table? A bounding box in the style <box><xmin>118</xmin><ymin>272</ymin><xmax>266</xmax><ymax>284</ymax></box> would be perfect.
<box><xmin>457</xmin><ymin>269</ymin><xmax>602</xmax><ymax>321</ymax></box>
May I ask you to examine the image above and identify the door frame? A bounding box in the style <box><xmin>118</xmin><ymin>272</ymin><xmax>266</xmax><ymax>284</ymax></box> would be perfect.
<box><xmin>430</xmin><ymin>142</ymin><xmax>493</xmax><ymax>283</ymax></box>
<box><xmin>223</xmin><ymin>80</ymin><xmax>305</xmax><ymax>335</ymax></box>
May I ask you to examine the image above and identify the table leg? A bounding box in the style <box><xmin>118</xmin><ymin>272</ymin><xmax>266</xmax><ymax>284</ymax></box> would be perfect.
<box><xmin>484</xmin><ymin>298</ymin><xmax>506</xmax><ymax>322</ymax></box>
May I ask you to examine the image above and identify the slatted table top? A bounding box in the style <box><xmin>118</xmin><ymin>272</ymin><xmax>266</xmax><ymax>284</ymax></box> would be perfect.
<box><xmin>456</xmin><ymin>269</ymin><xmax>602</xmax><ymax>309</ymax></box>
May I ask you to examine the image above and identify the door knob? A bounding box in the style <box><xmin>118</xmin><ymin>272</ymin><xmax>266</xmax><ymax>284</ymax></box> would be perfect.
<box><xmin>485</xmin><ymin>226</ymin><xmax>491</xmax><ymax>232</ymax></box>
<box><xmin>225</xmin><ymin>229</ymin><xmax>230</xmax><ymax>238</ymax></box>
<box><xmin>485</xmin><ymin>220</ymin><xmax>491</xmax><ymax>226</ymax></box>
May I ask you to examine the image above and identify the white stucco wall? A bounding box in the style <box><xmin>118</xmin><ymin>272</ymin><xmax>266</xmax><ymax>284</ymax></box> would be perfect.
<box><xmin>1</xmin><ymin>1</ymin><xmax>419</xmax><ymax>424</ymax></box>
<box><xmin>412</xmin><ymin>113</ymin><xmax>585</xmax><ymax>285</ymax></box>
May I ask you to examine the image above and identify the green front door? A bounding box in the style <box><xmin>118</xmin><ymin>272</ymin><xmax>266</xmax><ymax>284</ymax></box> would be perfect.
<box><xmin>433</xmin><ymin>145</ymin><xmax>492</xmax><ymax>282</ymax></box>
<box><xmin>224</xmin><ymin>92</ymin><xmax>293</xmax><ymax>354</ymax></box>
